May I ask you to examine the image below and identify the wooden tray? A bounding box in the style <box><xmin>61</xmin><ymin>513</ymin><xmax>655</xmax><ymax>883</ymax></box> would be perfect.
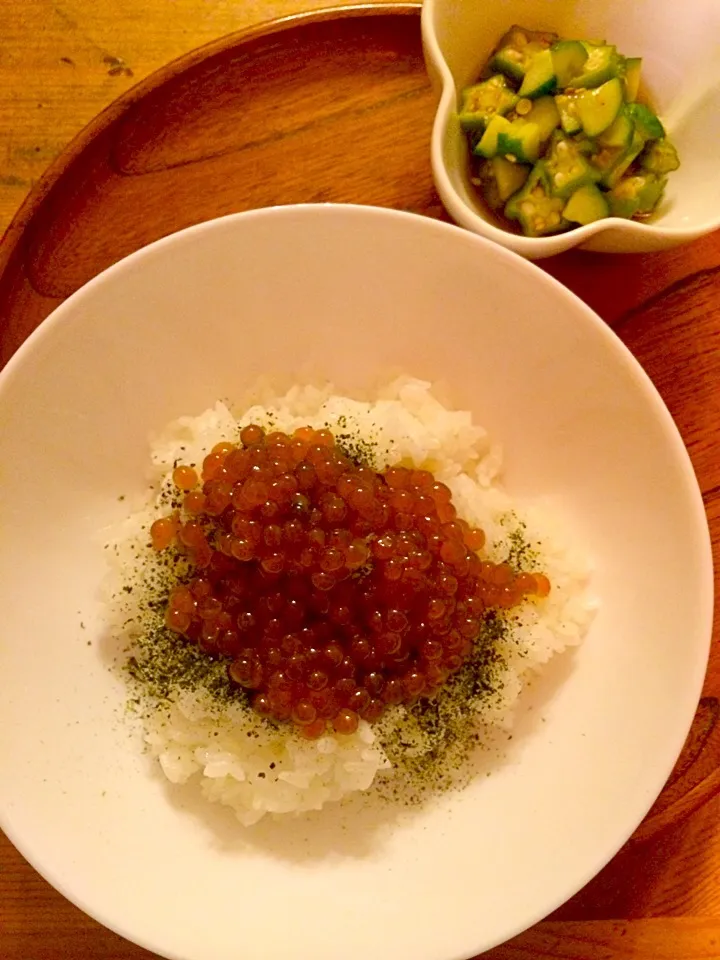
<box><xmin>1</xmin><ymin>6</ymin><xmax>719</xmax><ymax>959</ymax></box>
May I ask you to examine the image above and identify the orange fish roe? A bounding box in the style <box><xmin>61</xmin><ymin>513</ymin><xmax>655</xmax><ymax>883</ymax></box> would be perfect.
<box><xmin>154</xmin><ymin>425</ymin><xmax>550</xmax><ymax>738</ymax></box>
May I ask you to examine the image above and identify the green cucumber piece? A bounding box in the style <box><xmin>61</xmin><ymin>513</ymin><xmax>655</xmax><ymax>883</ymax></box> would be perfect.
<box><xmin>459</xmin><ymin>75</ymin><xmax>519</xmax><ymax>132</ymax></box>
<box><xmin>562</xmin><ymin>183</ymin><xmax>609</xmax><ymax>224</ymax></box>
<box><xmin>597</xmin><ymin>108</ymin><xmax>634</xmax><ymax>148</ymax></box>
<box><xmin>491</xmin><ymin>25</ymin><xmax>558</xmax><ymax>82</ymax></box>
<box><xmin>555</xmin><ymin>92</ymin><xmax>583</xmax><ymax>134</ymax></box>
<box><xmin>474</xmin><ymin>156</ymin><xmax>532</xmax><ymax>210</ymax></box>
<box><xmin>605</xmin><ymin>130</ymin><xmax>645</xmax><ymax>187</ymax></box>
<box><xmin>474</xmin><ymin>115</ymin><xmax>512</xmax><ymax>157</ymax></box>
<box><xmin>591</xmin><ymin>129</ymin><xmax>644</xmax><ymax>188</ymax></box>
<box><xmin>590</xmin><ymin>108</ymin><xmax>641</xmax><ymax>186</ymax></box>
<box><xmin>622</xmin><ymin>57</ymin><xmax>642</xmax><ymax>102</ymax></box>
<box><xmin>504</xmin><ymin>162</ymin><xmax>567</xmax><ymax>236</ymax></box>
<box><xmin>496</xmin><ymin>121</ymin><xmax>542</xmax><ymax>162</ymax></box>
<box><xmin>572</xmin><ymin>44</ymin><xmax>621</xmax><ymax>89</ymax></box>
<box><xmin>607</xmin><ymin>172</ymin><xmax>667</xmax><ymax>218</ymax></box>
<box><xmin>522</xmin><ymin>95</ymin><xmax>561</xmax><ymax>142</ymax></box>
<box><xmin>551</xmin><ymin>40</ymin><xmax>588</xmax><ymax>87</ymax></box>
<box><xmin>544</xmin><ymin>132</ymin><xmax>598</xmax><ymax>198</ymax></box>
<box><xmin>492</xmin><ymin>48</ymin><xmax>527</xmax><ymax>83</ymax></box>
<box><xmin>492</xmin><ymin>49</ymin><xmax>526</xmax><ymax>83</ymax></box>
<box><xmin>518</xmin><ymin>48</ymin><xmax>557</xmax><ymax>98</ymax></box>
<box><xmin>627</xmin><ymin>103</ymin><xmax>666</xmax><ymax>140</ymax></box>
<box><xmin>576</xmin><ymin>77</ymin><xmax>623</xmax><ymax>136</ymax></box>
<box><xmin>491</xmin><ymin>155</ymin><xmax>531</xmax><ymax>201</ymax></box>
<box><xmin>640</xmin><ymin>138</ymin><xmax>680</xmax><ymax>174</ymax></box>
<box><xmin>475</xmin><ymin>115</ymin><xmax>541</xmax><ymax>163</ymax></box>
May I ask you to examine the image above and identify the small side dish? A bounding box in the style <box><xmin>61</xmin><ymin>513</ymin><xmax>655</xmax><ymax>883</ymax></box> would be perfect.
<box><xmin>459</xmin><ymin>25</ymin><xmax>680</xmax><ymax>236</ymax></box>
<box><xmin>106</xmin><ymin>378</ymin><xmax>594</xmax><ymax>825</ymax></box>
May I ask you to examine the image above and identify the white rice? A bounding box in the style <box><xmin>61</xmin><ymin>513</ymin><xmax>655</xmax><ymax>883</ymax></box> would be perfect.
<box><xmin>105</xmin><ymin>377</ymin><xmax>595</xmax><ymax>825</ymax></box>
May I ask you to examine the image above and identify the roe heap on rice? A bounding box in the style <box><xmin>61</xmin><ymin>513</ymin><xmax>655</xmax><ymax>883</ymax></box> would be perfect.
<box><xmin>108</xmin><ymin>379</ymin><xmax>593</xmax><ymax>824</ymax></box>
<box><xmin>151</xmin><ymin>424</ymin><xmax>551</xmax><ymax>741</ymax></box>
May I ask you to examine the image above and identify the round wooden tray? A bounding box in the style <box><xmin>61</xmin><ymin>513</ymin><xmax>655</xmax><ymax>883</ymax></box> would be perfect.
<box><xmin>0</xmin><ymin>4</ymin><xmax>446</xmax><ymax>366</ymax></box>
<box><xmin>1</xmin><ymin>5</ymin><xmax>720</xmax><ymax>959</ymax></box>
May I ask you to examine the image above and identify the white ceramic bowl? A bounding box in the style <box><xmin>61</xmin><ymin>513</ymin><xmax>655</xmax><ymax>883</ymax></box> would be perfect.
<box><xmin>0</xmin><ymin>205</ymin><xmax>712</xmax><ymax>960</ymax></box>
<box><xmin>422</xmin><ymin>0</ymin><xmax>720</xmax><ymax>258</ymax></box>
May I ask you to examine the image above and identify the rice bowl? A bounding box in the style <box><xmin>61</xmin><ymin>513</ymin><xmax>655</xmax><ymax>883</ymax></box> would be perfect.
<box><xmin>0</xmin><ymin>206</ymin><xmax>710</xmax><ymax>960</ymax></box>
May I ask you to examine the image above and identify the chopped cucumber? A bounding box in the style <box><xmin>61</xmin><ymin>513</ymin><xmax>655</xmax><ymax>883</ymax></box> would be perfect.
<box><xmin>591</xmin><ymin>109</ymin><xmax>639</xmax><ymax>186</ymax></box>
<box><xmin>563</xmin><ymin>183</ymin><xmax>609</xmax><ymax>224</ymax></box>
<box><xmin>600</xmin><ymin>130</ymin><xmax>645</xmax><ymax>187</ymax></box>
<box><xmin>544</xmin><ymin>132</ymin><xmax>598</xmax><ymax>198</ymax></box>
<box><xmin>518</xmin><ymin>48</ymin><xmax>557</xmax><ymax>98</ymax></box>
<box><xmin>492</xmin><ymin>48</ymin><xmax>526</xmax><ymax>83</ymax></box>
<box><xmin>551</xmin><ymin>40</ymin><xmax>588</xmax><ymax>87</ymax></box>
<box><xmin>640</xmin><ymin>138</ymin><xmax>681</xmax><ymax>174</ymax></box>
<box><xmin>496</xmin><ymin>121</ymin><xmax>542</xmax><ymax>162</ymax></box>
<box><xmin>475</xmin><ymin>156</ymin><xmax>532</xmax><ymax>209</ymax></box>
<box><xmin>572</xmin><ymin>44</ymin><xmax>621</xmax><ymax>88</ymax></box>
<box><xmin>474</xmin><ymin>115</ymin><xmax>541</xmax><ymax>163</ymax></box>
<box><xmin>622</xmin><ymin>57</ymin><xmax>642</xmax><ymax>102</ymax></box>
<box><xmin>492</xmin><ymin>155</ymin><xmax>531</xmax><ymax>201</ymax></box>
<box><xmin>459</xmin><ymin>75</ymin><xmax>519</xmax><ymax>132</ymax></box>
<box><xmin>609</xmin><ymin>131</ymin><xmax>644</xmax><ymax>186</ymax></box>
<box><xmin>473</xmin><ymin>157</ymin><xmax>531</xmax><ymax>210</ymax></box>
<box><xmin>576</xmin><ymin>77</ymin><xmax>623</xmax><ymax>136</ymax></box>
<box><xmin>522</xmin><ymin>95</ymin><xmax>561</xmax><ymax>142</ymax></box>
<box><xmin>627</xmin><ymin>103</ymin><xmax>666</xmax><ymax>140</ymax></box>
<box><xmin>607</xmin><ymin>172</ymin><xmax>667</xmax><ymax>218</ymax></box>
<box><xmin>597</xmin><ymin>108</ymin><xmax>634</xmax><ymax>149</ymax></box>
<box><xmin>491</xmin><ymin>25</ymin><xmax>558</xmax><ymax>82</ymax></box>
<box><xmin>474</xmin><ymin>115</ymin><xmax>512</xmax><ymax>157</ymax></box>
<box><xmin>505</xmin><ymin>162</ymin><xmax>567</xmax><ymax>236</ymax></box>
<box><xmin>594</xmin><ymin>130</ymin><xmax>645</xmax><ymax>188</ymax></box>
<box><xmin>461</xmin><ymin>27</ymin><xmax>679</xmax><ymax>234</ymax></box>
<box><xmin>555</xmin><ymin>92</ymin><xmax>583</xmax><ymax>134</ymax></box>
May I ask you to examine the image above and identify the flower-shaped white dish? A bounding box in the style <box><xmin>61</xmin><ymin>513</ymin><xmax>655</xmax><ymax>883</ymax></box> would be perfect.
<box><xmin>422</xmin><ymin>0</ymin><xmax>720</xmax><ymax>258</ymax></box>
<box><xmin>0</xmin><ymin>205</ymin><xmax>712</xmax><ymax>960</ymax></box>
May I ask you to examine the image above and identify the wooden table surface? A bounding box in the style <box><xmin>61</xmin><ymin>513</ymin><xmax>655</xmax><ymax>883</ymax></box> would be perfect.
<box><xmin>1</xmin><ymin>3</ymin><xmax>719</xmax><ymax>959</ymax></box>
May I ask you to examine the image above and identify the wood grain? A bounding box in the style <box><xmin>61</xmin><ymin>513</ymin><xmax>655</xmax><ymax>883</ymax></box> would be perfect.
<box><xmin>1</xmin><ymin>4</ymin><xmax>719</xmax><ymax>959</ymax></box>
<box><xmin>493</xmin><ymin>920</ymin><xmax>720</xmax><ymax>958</ymax></box>
<box><xmin>0</xmin><ymin>0</ymin><xmax>411</xmax><ymax>237</ymax></box>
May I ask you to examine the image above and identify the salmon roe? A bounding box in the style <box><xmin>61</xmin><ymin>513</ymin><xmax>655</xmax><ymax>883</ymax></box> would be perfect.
<box><xmin>155</xmin><ymin>426</ymin><xmax>550</xmax><ymax>738</ymax></box>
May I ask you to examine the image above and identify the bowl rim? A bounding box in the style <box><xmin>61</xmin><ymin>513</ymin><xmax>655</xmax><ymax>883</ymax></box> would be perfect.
<box><xmin>0</xmin><ymin>202</ymin><xmax>714</xmax><ymax>960</ymax></box>
<box><xmin>421</xmin><ymin>0</ymin><xmax>720</xmax><ymax>256</ymax></box>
